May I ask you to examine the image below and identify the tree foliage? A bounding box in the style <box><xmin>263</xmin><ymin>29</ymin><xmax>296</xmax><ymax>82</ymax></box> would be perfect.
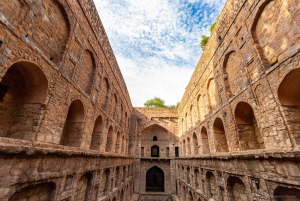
<box><xmin>144</xmin><ymin>97</ymin><xmax>180</xmax><ymax>109</ymax></box>
<box><xmin>200</xmin><ymin>16</ymin><xmax>219</xmax><ymax>50</ymax></box>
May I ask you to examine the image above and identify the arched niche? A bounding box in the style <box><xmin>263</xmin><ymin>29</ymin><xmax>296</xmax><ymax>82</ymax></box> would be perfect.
<box><xmin>61</xmin><ymin>100</ymin><xmax>85</xmax><ymax>147</ymax></box>
<box><xmin>227</xmin><ymin>177</ymin><xmax>247</xmax><ymax>201</ymax></box>
<box><xmin>90</xmin><ymin>115</ymin><xmax>103</xmax><ymax>150</ymax></box>
<box><xmin>213</xmin><ymin>118</ymin><xmax>229</xmax><ymax>152</ymax></box>
<box><xmin>100</xmin><ymin>169</ymin><xmax>110</xmax><ymax>196</ymax></box>
<box><xmin>153</xmin><ymin>136</ymin><xmax>158</xmax><ymax>141</ymax></box>
<box><xmin>187</xmin><ymin>137</ymin><xmax>191</xmax><ymax>155</ymax></box>
<box><xmin>0</xmin><ymin>61</ymin><xmax>48</xmax><ymax>140</ymax></box>
<box><xmin>192</xmin><ymin>133</ymin><xmax>198</xmax><ymax>155</ymax></box>
<box><xmin>9</xmin><ymin>182</ymin><xmax>55</xmax><ymax>201</ymax></box>
<box><xmin>115</xmin><ymin>131</ymin><xmax>121</xmax><ymax>153</ymax></box>
<box><xmin>235</xmin><ymin>102</ymin><xmax>265</xmax><ymax>150</ymax></box>
<box><xmin>80</xmin><ymin>50</ymin><xmax>96</xmax><ymax>94</ymax></box>
<box><xmin>274</xmin><ymin>186</ymin><xmax>300</xmax><ymax>201</ymax></box>
<box><xmin>278</xmin><ymin>68</ymin><xmax>300</xmax><ymax>145</ymax></box>
<box><xmin>151</xmin><ymin>145</ymin><xmax>159</xmax><ymax>157</ymax></box>
<box><xmin>194</xmin><ymin>168</ymin><xmax>200</xmax><ymax>189</ymax></box>
<box><xmin>75</xmin><ymin>174</ymin><xmax>92</xmax><ymax>201</ymax></box>
<box><xmin>146</xmin><ymin>166</ymin><xmax>164</xmax><ymax>192</ymax></box>
<box><xmin>201</xmin><ymin>127</ymin><xmax>210</xmax><ymax>154</ymax></box>
<box><xmin>223</xmin><ymin>51</ymin><xmax>245</xmax><ymax>96</ymax></box>
<box><xmin>188</xmin><ymin>191</ymin><xmax>193</xmax><ymax>201</ymax></box>
<box><xmin>121</xmin><ymin>135</ymin><xmax>125</xmax><ymax>154</ymax></box>
<box><xmin>105</xmin><ymin>126</ymin><xmax>114</xmax><ymax>152</ymax></box>
<box><xmin>252</xmin><ymin>0</ymin><xmax>297</xmax><ymax>67</ymax></box>
<box><xmin>28</xmin><ymin>0</ymin><xmax>70</xmax><ymax>63</ymax></box>
<box><xmin>208</xmin><ymin>79</ymin><xmax>218</xmax><ymax>110</ymax></box>
<box><xmin>206</xmin><ymin>172</ymin><xmax>216</xmax><ymax>199</ymax></box>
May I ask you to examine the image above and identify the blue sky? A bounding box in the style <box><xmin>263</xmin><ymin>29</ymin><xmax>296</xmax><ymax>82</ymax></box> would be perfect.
<box><xmin>94</xmin><ymin>0</ymin><xmax>226</xmax><ymax>107</ymax></box>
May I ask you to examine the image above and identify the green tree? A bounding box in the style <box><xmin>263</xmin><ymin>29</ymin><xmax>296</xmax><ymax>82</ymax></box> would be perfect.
<box><xmin>200</xmin><ymin>35</ymin><xmax>210</xmax><ymax>50</ymax></box>
<box><xmin>200</xmin><ymin>16</ymin><xmax>219</xmax><ymax>50</ymax></box>
<box><xmin>144</xmin><ymin>97</ymin><xmax>166</xmax><ymax>108</ymax></box>
<box><xmin>144</xmin><ymin>97</ymin><xmax>180</xmax><ymax>109</ymax></box>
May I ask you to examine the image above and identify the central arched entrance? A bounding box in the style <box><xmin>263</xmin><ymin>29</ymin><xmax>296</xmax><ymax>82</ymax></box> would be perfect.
<box><xmin>146</xmin><ymin>166</ymin><xmax>164</xmax><ymax>192</ymax></box>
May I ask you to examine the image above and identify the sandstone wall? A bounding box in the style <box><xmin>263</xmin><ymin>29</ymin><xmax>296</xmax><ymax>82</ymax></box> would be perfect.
<box><xmin>0</xmin><ymin>0</ymin><xmax>134</xmax><ymax>200</ymax></box>
<box><xmin>176</xmin><ymin>0</ymin><xmax>300</xmax><ymax>200</ymax></box>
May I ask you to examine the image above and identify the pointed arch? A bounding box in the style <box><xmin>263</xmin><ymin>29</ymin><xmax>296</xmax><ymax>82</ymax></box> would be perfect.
<box><xmin>0</xmin><ymin>61</ymin><xmax>48</xmax><ymax>140</ymax></box>
<box><xmin>235</xmin><ymin>102</ymin><xmax>264</xmax><ymax>150</ymax></box>
<box><xmin>213</xmin><ymin>118</ymin><xmax>229</xmax><ymax>152</ymax></box>
<box><xmin>61</xmin><ymin>100</ymin><xmax>85</xmax><ymax>147</ymax></box>
<box><xmin>105</xmin><ymin>126</ymin><xmax>114</xmax><ymax>152</ymax></box>
<box><xmin>90</xmin><ymin>115</ymin><xmax>103</xmax><ymax>150</ymax></box>
<box><xmin>146</xmin><ymin>166</ymin><xmax>164</xmax><ymax>192</ymax></box>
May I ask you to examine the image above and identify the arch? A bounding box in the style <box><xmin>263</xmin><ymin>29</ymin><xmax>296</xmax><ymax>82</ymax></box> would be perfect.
<box><xmin>115</xmin><ymin>131</ymin><xmax>121</xmax><ymax>153</ymax></box>
<box><xmin>190</xmin><ymin>105</ymin><xmax>194</xmax><ymax>128</ymax></box>
<box><xmin>188</xmin><ymin>190</ymin><xmax>193</xmax><ymax>201</ymax></box>
<box><xmin>278</xmin><ymin>68</ymin><xmax>300</xmax><ymax>145</ymax></box>
<box><xmin>192</xmin><ymin>132</ymin><xmax>199</xmax><ymax>155</ymax></box>
<box><xmin>9</xmin><ymin>182</ymin><xmax>55</xmax><ymax>201</ymax></box>
<box><xmin>151</xmin><ymin>145</ymin><xmax>159</xmax><ymax>157</ymax></box>
<box><xmin>187</xmin><ymin>137</ymin><xmax>191</xmax><ymax>155</ymax></box>
<box><xmin>28</xmin><ymin>0</ymin><xmax>70</xmax><ymax>63</ymax></box>
<box><xmin>206</xmin><ymin>172</ymin><xmax>216</xmax><ymax>199</ymax></box>
<box><xmin>146</xmin><ymin>166</ymin><xmax>164</xmax><ymax>192</ymax></box>
<box><xmin>227</xmin><ymin>176</ymin><xmax>247</xmax><ymax>201</ymax></box>
<box><xmin>213</xmin><ymin>118</ymin><xmax>229</xmax><ymax>152</ymax></box>
<box><xmin>223</xmin><ymin>51</ymin><xmax>245</xmax><ymax>96</ymax></box>
<box><xmin>115</xmin><ymin>166</ymin><xmax>121</xmax><ymax>187</ymax></box>
<box><xmin>186</xmin><ymin>167</ymin><xmax>191</xmax><ymax>184</ymax></box>
<box><xmin>201</xmin><ymin>127</ymin><xmax>210</xmax><ymax>154</ymax></box>
<box><xmin>102</xmin><ymin>77</ymin><xmax>110</xmax><ymax>109</ymax></box>
<box><xmin>75</xmin><ymin>173</ymin><xmax>92</xmax><ymax>201</ymax></box>
<box><xmin>194</xmin><ymin>168</ymin><xmax>200</xmax><ymax>189</ymax></box>
<box><xmin>125</xmin><ymin>112</ymin><xmax>128</xmax><ymax>127</ymax></box>
<box><xmin>105</xmin><ymin>126</ymin><xmax>114</xmax><ymax>152</ymax></box>
<box><xmin>197</xmin><ymin>94</ymin><xmax>202</xmax><ymax>122</ymax></box>
<box><xmin>0</xmin><ymin>61</ymin><xmax>48</xmax><ymax>140</ymax></box>
<box><xmin>81</xmin><ymin>49</ymin><xmax>96</xmax><ymax>94</ymax></box>
<box><xmin>153</xmin><ymin>136</ymin><xmax>158</xmax><ymax>141</ymax></box>
<box><xmin>183</xmin><ymin>140</ymin><xmax>186</xmax><ymax>156</ymax></box>
<box><xmin>100</xmin><ymin>169</ymin><xmax>110</xmax><ymax>196</ymax></box>
<box><xmin>274</xmin><ymin>186</ymin><xmax>300</xmax><ymax>201</ymax></box>
<box><xmin>208</xmin><ymin>78</ymin><xmax>218</xmax><ymax>110</ymax></box>
<box><xmin>120</xmin><ymin>189</ymin><xmax>124</xmax><ymax>201</ymax></box>
<box><xmin>252</xmin><ymin>0</ymin><xmax>296</xmax><ymax>67</ymax></box>
<box><xmin>90</xmin><ymin>115</ymin><xmax>103</xmax><ymax>150</ymax></box>
<box><xmin>112</xmin><ymin>197</ymin><xmax>117</xmax><ymax>201</ymax></box>
<box><xmin>235</xmin><ymin>102</ymin><xmax>265</xmax><ymax>150</ymax></box>
<box><xmin>121</xmin><ymin>135</ymin><xmax>125</xmax><ymax>154</ymax></box>
<box><xmin>61</xmin><ymin>100</ymin><xmax>85</xmax><ymax>147</ymax></box>
<box><xmin>185</xmin><ymin>113</ymin><xmax>188</xmax><ymax>132</ymax></box>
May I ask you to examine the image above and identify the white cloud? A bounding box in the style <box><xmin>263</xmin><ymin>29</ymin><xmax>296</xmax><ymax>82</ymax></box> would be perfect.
<box><xmin>94</xmin><ymin>0</ymin><xmax>226</xmax><ymax>107</ymax></box>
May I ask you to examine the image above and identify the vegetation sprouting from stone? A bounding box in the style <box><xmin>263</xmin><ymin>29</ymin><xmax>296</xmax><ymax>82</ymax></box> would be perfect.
<box><xmin>200</xmin><ymin>16</ymin><xmax>219</xmax><ymax>50</ymax></box>
<box><xmin>144</xmin><ymin>97</ymin><xmax>180</xmax><ymax>109</ymax></box>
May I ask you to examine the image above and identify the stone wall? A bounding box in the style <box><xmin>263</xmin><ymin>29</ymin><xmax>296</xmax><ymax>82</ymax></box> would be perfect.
<box><xmin>176</xmin><ymin>0</ymin><xmax>300</xmax><ymax>200</ymax></box>
<box><xmin>0</xmin><ymin>0</ymin><xmax>134</xmax><ymax>200</ymax></box>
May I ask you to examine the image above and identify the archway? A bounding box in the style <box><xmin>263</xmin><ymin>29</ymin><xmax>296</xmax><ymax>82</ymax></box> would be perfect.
<box><xmin>187</xmin><ymin>137</ymin><xmax>191</xmax><ymax>155</ymax></box>
<box><xmin>201</xmin><ymin>127</ymin><xmax>210</xmax><ymax>154</ymax></box>
<box><xmin>274</xmin><ymin>186</ymin><xmax>300</xmax><ymax>201</ymax></box>
<box><xmin>105</xmin><ymin>126</ymin><xmax>114</xmax><ymax>152</ymax></box>
<box><xmin>193</xmin><ymin>133</ymin><xmax>199</xmax><ymax>155</ymax></box>
<box><xmin>151</xmin><ymin>145</ymin><xmax>159</xmax><ymax>157</ymax></box>
<box><xmin>75</xmin><ymin>174</ymin><xmax>92</xmax><ymax>201</ymax></box>
<box><xmin>213</xmin><ymin>118</ymin><xmax>229</xmax><ymax>152</ymax></box>
<box><xmin>61</xmin><ymin>100</ymin><xmax>85</xmax><ymax>147</ymax></box>
<box><xmin>90</xmin><ymin>115</ymin><xmax>103</xmax><ymax>150</ymax></box>
<box><xmin>235</xmin><ymin>102</ymin><xmax>264</xmax><ymax>150</ymax></box>
<box><xmin>0</xmin><ymin>61</ymin><xmax>48</xmax><ymax>140</ymax></box>
<box><xmin>9</xmin><ymin>182</ymin><xmax>55</xmax><ymax>201</ymax></box>
<box><xmin>206</xmin><ymin>172</ymin><xmax>216</xmax><ymax>199</ymax></box>
<box><xmin>278</xmin><ymin>68</ymin><xmax>300</xmax><ymax>145</ymax></box>
<box><xmin>227</xmin><ymin>176</ymin><xmax>247</xmax><ymax>201</ymax></box>
<box><xmin>146</xmin><ymin>166</ymin><xmax>164</xmax><ymax>192</ymax></box>
<box><xmin>115</xmin><ymin>131</ymin><xmax>121</xmax><ymax>153</ymax></box>
<box><xmin>188</xmin><ymin>191</ymin><xmax>193</xmax><ymax>201</ymax></box>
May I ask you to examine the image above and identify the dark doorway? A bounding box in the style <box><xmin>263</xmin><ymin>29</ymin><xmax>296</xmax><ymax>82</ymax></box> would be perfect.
<box><xmin>146</xmin><ymin>166</ymin><xmax>164</xmax><ymax>192</ymax></box>
<box><xmin>151</xmin><ymin>145</ymin><xmax>159</xmax><ymax>157</ymax></box>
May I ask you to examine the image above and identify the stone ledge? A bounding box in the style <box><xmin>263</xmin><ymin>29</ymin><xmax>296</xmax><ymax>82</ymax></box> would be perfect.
<box><xmin>176</xmin><ymin>150</ymin><xmax>300</xmax><ymax>160</ymax></box>
<box><xmin>0</xmin><ymin>143</ymin><xmax>134</xmax><ymax>158</ymax></box>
